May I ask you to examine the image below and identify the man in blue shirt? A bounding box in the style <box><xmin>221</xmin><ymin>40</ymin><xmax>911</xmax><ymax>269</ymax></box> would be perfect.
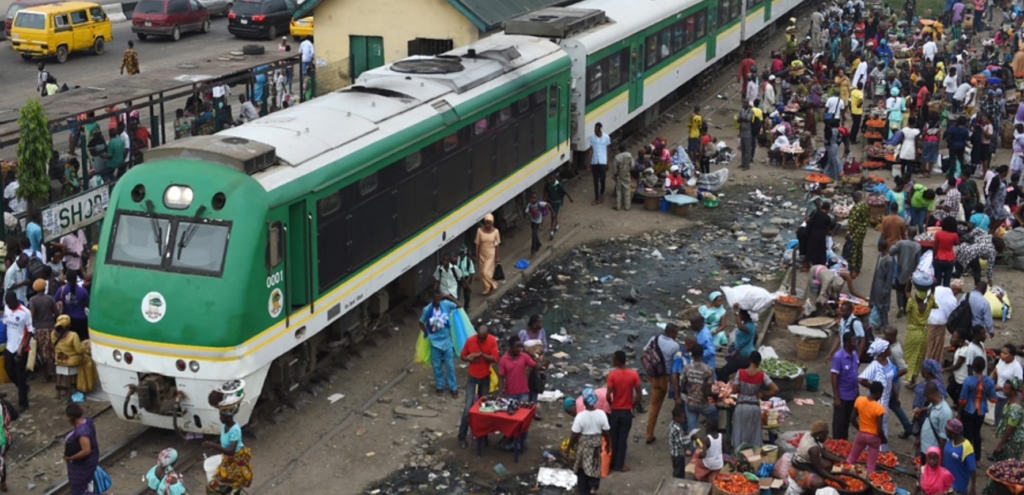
<box><xmin>968</xmin><ymin>281</ymin><xmax>994</xmax><ymax>336</ymax></box>
<box><xmin>25</xmin><ymin>210</ymin><xmax>43</xmax><ymax>258</ymax></box>
<box><xmin>586</xmin><ymin>123</ymin><xmax>611</xmax><ymax>205</ymax></box>
<box><xmin>830</xmin><ymin>331</ymin><xmax>860</xmax><ymax>440</ymax></box>
<box><xmin>419</xmin><ymin>289</ymin><xmax>462</xmax><ymax>397</ymax></box>
<box><xmin>691</xmin><ymin>314</ymin><xmax>716</xmax><ymax>369</ymax></box>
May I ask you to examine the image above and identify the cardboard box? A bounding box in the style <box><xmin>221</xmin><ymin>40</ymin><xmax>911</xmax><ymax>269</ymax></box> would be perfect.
<box><xmin>739</xmin><ymin>448</ymin><xmax>763</xmax><ymax>470</ymax></box>
<box><xmin>760</xmin><ymin>478</ymin><xmax>785</xmax><ymax>489</ymax></box>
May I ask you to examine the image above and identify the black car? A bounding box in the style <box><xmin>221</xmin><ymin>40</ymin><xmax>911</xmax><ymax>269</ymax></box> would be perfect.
<box><xmin>227</xmin><ymin>0</ymin><xmax>294</xmax><ymax>39</ymax></box>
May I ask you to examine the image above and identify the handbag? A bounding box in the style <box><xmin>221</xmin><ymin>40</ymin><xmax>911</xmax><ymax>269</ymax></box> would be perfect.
<box><xmin>64</xmin><ymin>434</ymin><xmax>82</xmax><ymax>460</ymax></box>
<box><xmin>93</xmin><ymin>465</ymin><xmax>112</xmax><ymax>493</ymax></box>
<box><xmin>25</xmin><ymin>338</ymin><xmax>36</xmax><ymax>372</ymax></box>
<box><xmin>492</xmin><ymin>263</ymin><xmax>505</xmax><ymax>281</ymax></box>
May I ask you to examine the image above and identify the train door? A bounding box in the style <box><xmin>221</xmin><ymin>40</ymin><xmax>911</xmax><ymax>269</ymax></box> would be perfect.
<box><xmin>764</xmin><ymin>0</ymin><xmax>771</xmax><ymax>22</ymax></box>
<box><xmin>706</xmin><ymin>0</ymin><xmax>718</xmax><ymax>61</ymax></box>
<box><xmin>287</xmin><ymin>201</ymin><xmax>310</xmax><ymax>314</ymax></box>
<box><xmin>628</xmin><ymin>34</ymin><xmax>645</xmax><ymax>113</ymax></box>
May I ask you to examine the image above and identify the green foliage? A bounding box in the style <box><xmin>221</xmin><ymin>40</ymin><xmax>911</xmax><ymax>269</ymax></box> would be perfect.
<box><xmin>15</xmin><ymin>98</ymin><xmax>52</xmax><ymax>203</ymax></box>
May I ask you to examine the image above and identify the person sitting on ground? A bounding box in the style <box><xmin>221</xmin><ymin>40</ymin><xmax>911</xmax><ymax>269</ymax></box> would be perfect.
<box><xmin>691</xmin><ymin>416</ymin><xmax>725</xmax><ymax>482</ymax></box>
<box><xmin>788</xmin><ymin>420</ymin><xmax>850</xmax><ymax>493</ymax></box>
<box><xmin>237</xmin><ymin>95</ymin><xmax>260</xmax><ymax>124</ymax></box>
<box><xmin>145</xmin><ymin>448</ymin><xmax>187</xmax><ymax>495</ymax></box>
<box><xmin>664</xmin><ymin>166</ymin><xmax>686</xmax><ymax>194</ymax></box>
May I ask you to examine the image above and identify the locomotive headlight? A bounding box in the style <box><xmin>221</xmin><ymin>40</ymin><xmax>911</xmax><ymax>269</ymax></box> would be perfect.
<box><xmin>113</xmin><ymin>350</ymin><xmax>122</xmax><ymax>362</ymax></box>
<box><xmin>164</xmin><ymin>185</ymin><xmax>194</xmax><ymax>209</ymax></box>
<box><xmin>189</xmin><ymin>360</ymin><xmax>200</xmax><ymax>372</ymax></box>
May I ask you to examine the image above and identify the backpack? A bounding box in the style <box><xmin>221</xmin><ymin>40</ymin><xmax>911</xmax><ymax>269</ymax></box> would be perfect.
<box><xmin>26</xmin><ymin>256</ymin><xmax>47</xmax><ymax>282</ymax></box>
<box><xmin>641</xmin><ymin>335</ymin><xmax>668</xmax><ymax>377</ymax></box>
<box><xmin>87</xmin><ymin>127</ymin><xmax>106</xmax><ymax>157</ymax></box>
<box><xmin>947</xmin><ymin>296</ymin><xmax>974</xmax><ymax>334</ymax></box>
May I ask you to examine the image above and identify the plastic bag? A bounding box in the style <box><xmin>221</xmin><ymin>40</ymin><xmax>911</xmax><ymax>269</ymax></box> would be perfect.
<box><xmin>601</xmin><ymin>437</ymin><xmax>611</xmax><ymax>478</ymax></box>
<box><xmin>720</xmin><ymin>285</ymin><xmax>776</xmax><ymax>315</ymax></box>
<box><xmin>414</xmin><ymin>333</ymin><xmax>432</xmax><ymax>366</ymax></box>
<box><xmin>489</xmin><ymin>367</ymin><xmax>499</xmax><ymax>393</ymax></box>
<box><xmin>451</xmin><ymin>308</ymin><xmax>477</xmax><ymax>355</ymax></box>
<box><xmin>696</xmin><ymin>168</ymin><xmax>729</xmax><ymax>192</ymax></box>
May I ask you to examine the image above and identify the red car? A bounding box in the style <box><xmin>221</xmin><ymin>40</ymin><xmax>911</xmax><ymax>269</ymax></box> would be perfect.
<box><xmin>4</xmin><ymin>0</ymin><xmax>63</xmax><ymax>39</ymax></box>
<box><xmin>131</xmin><ymin>0</ymin><xmax>210</xmax><ymax>41</ymax></box>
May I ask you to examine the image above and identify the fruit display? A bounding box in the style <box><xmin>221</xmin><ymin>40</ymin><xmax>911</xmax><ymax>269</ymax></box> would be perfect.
<box><xmin>777</xmin><ymin>295</ymin><xmax>801</xmax><ymax>305</ymax></box>
<box><xmin>877</xmin><ymin>452</ymin><xmax>898</xmax><ymax>468</ymax></box>
<box><xmin>865</xmin><ymin>131</ymin><xmax>883</xmax><ymax>139</ymax></box>
<box><xmin>762</xmin><ymin>358</ymin><xmax>801</xmax><ymax>379</ymax></box>
<box><xmin>711</xmin><ymin>381</ymin><xmax>736</xmax><ymax>406</ymax></box>
<box><xmin>825</xmin><ymin>474</ymin><xmax>867</xmax><ymax>491</ymax></box>
<box><xmin>807</xmin><ymin>173</ymin><xmax>832</xmax><ymax>183</ymax></box>
<box><xmin>989</xmin><ymin>459</ymin><xmax>1024</xmax><ymax>486</ymax></box>
<box><xmin>862</xmin><ymin>161</ymin><xmax>885</xmax><ymax>169</ymax></box>
<box><xmin>866</xmin><ymin>118</ymin><xmax>887</xmax><ymax>128</ymax></box>
<box><xmin>788</xmin><ymin>432</ymin><xmax>805</xmax><ymax>447</ymax></box>
<box><xmin>714</xmin><ymin>474</ymin><xmax>759</xmax><ymax>495</ymax></box>
<box><xmin>825</xmin><ymin>439</ymin><xmax>852</xmax><ymax>458</ymax></box>
<box><xmin>865</xmin><ymin>194</ymin><xmax>888</xmax><ymax>206</ymax></box>
<box><xmin>852</xmin><ymin>304</ymin><xmax>870</xmax><ymax>316</ymax></box>
<box><xmin>869</xmin><ymin>472</ymin><xmax>891</xmax><ymax>484</ymax></box>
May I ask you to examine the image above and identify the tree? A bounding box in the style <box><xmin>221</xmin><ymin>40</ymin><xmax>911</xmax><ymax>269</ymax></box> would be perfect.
<box><xmin>15</xmin><ymin>98</ymin><xmax>52</xmax><ymax>209</ymax></box>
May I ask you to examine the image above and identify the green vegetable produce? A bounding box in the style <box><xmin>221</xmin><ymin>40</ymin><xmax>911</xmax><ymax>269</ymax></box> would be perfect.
<box><xmin>761</xmin><ymin>358</ymin><xmax>800</xmax><ymax>378</ymax></box>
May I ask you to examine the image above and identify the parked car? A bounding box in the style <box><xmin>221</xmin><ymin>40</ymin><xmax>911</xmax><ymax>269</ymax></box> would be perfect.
<box><xmin>132</xmin><ymin>0</ymin><xmax>209</xmax><ymax>41</ymax></box>
<box><xmin>288</xmin><ymin>15</ymin><xmax>310</xmax><ymax>40</ymax></box>
<box><xmin>5</xmin><ymin>0</ymin><xmax>64</xmax><ymax>39</ymax></box>
<box><xmin>227</xmin><ymin>0</ymin><xmax>294</xmax><ymax>40</ymax></box>
<box><xmin>10</xmin><ymin>1</ymin><xmax>111</xmax><ymax>63</ymax></box>
<box><xmin>197</xmin><ymin>0</ymin><xmax>231</xmax><ymax>16</ymax></box>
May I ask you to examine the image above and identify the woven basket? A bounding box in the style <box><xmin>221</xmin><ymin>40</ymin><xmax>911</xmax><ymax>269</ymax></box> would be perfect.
<box><xmin>774</xmin><ymin>300</ymin><xmax>802</xmax><ymax>327</ymax></box>
<box><xmin>796</xmin><ymin>337</ymin><xmax>825</xmax><ymax>360</ymax></box>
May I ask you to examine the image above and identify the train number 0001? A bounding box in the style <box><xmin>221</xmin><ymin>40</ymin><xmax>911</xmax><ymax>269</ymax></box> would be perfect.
<box><xmin>266</xmin><ymin>271</ymin><xmax>284</xmax><ymax>288</ymax></box>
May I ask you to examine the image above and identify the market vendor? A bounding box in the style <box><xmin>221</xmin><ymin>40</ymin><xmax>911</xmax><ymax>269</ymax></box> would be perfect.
<box><xmin>787</xmin><ymin>420</ymin><xmax>851</xmax><ymax>493</ymax></box>
<box><xmin>806</xmin><ymin>264</ymin><xmax>862</xmax><ymax>314</ymax></box>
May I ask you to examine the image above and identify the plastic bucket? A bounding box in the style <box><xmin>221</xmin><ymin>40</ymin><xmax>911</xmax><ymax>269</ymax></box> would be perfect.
<box><xmin>806</xmin><ymin>373</ymin><xmax>820</xmax><ymax>392</ymax></box>
<box><xmin>660</xmin><ymin>199</ymin><xmax>670</xmax><ymax>212</ymax></box>
<box><xmin>204</xmin><ymin>455</ymin><xmax>223</xmax><ymax>482</ymax></box>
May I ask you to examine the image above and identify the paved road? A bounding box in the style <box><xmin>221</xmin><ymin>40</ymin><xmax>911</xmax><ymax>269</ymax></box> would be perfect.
<box><xmin>0</xmin><ymin>14</ymin><xmax>283</xmax><ymax>112</ymax></box>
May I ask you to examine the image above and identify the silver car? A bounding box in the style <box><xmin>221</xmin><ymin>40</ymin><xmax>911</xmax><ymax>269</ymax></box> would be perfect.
<box><xmin>197</xmin><ymin>0</ymin><xmax>231</xmax><ymax>16</ymax></box>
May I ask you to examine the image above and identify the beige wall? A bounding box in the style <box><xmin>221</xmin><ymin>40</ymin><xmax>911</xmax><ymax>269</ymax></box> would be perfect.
<box><xmin>313</xmin><ymin>0</ymin><xmax>481</xmax><ymax>92</ymax></box>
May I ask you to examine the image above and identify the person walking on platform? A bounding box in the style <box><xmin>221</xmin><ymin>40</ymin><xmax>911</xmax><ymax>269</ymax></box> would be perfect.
<box><xmin>612</xmin><ymin>145</ymin><xmax>633</xmax><ymax>211</ymax></box>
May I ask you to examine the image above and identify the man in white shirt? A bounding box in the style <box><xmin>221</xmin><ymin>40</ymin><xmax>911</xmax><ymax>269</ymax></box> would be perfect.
<box><xmin>852</xmin><ymin>60</ymin><xmax>869</xmax><ymax>93</ymax></box>
<box><xmin>586</xmin><ymin>123</ymin><xmax>611</xmax><ymax>205</ymax></box>
<box><xmin>745</xmin><ymin>75</ymin><xmax>758</xmax><ymax>107</ymax></box>
<box><xmin>899</xmin><ymin>121</ymin><xmax>921</xmax><ymax>174</ymax></box>
<box><xmin>3</xmin><ymin>291</ymin><xmax>33</xmax><ymax>409</ymax></box>
<box><xmin>299</xmin><ymin>36</ymin><xmax>315</xmax><ymax>78</ymax></box>
<box><xmin>60</xmin><ymin>230</ymin><xmax>86</xmax><ymax>278</ymax></box>
<box><xmin>944</xmin><ymin>69</ymin><xmax>959</xmax><ymax>104</ymax></box>
<box><xmin>237</xmin><ymin>94</ymin><xmax>260</xmax><ymax>124</ymax></box>
<box><xmin>763</xmin><ymin>75</ymin><xmax>777</xmax><ymax>110</ymax></box>
<box><xmin>923</xmin><ymin>40</ymin><xmax>937</xmax><ymax>62</ymax></box>
<box><xmin>4</xmin><ymin>255</ymin><xmax>29</xmax><ymax>303</ymax></box>
<box><xmin>824</xmin><ymin>94</ymin><xmax>845</xmax><ymax>124</ymax></box>
<box><xmin>433</xmin><ymin>253</ymin><xmax>463</xmax><ymax>297</ymax></box>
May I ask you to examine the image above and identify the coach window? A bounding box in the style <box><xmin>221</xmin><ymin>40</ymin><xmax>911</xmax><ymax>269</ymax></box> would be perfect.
<box><xmin>403</xmin><ymin>151</ymin><xmax>422</xmax><ymax>171</ymax></box>
<box><xmin>517</xmin><ymin>96</ymin><xmax>530</xmax><ymax>113</ymax></box>
<box><xmin>473</xmin><ymin>117</ymin><xmax>489</xmax><ymax>136</ymax></box>
<box><xmin>673</xmin><ymin>21</ymin><xmax>684</xmax><ymax>52</ymax></box>
<box><xmin>608</xmin><ymin>52</ymin><xmax>623</xmax><ymax>88</ymax></box>
<box><xmin>359</xmin><ymin>174</ymin><xmax>378</xmax><ymax>196</ymax></box>
<box><xmin>659</xmin><ymin>29</ymin><xmax>671</xmax><ymax>62</ymax></box>
<box><xmin>587</xmin><ymin>60</ymin><xmax>604</xmax><ymax>102</ymax></box>
<box><xmin>645</xmin><ymin>35</ymin><xmax>657</xmax><ymax>68</ymax></box>
<box><xmin>696</xmin><ymin>11</ymin><xmax>706</xmax><ymax>38</ymax></box>
<box><xmin>498</xmin><ymin>106</ymin><xmax>512</xmax><ymax>123</ymax></box>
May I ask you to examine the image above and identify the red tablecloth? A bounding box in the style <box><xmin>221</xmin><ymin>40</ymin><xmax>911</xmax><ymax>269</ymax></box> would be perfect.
<box><xmin>467</xmin><ymin>397</ymin><xmax>535</xmax><ymax>439</ymax></box>
<box><xmin>917</xmin><ymin>239</ymin><xmax>935</xmax><ymax>250</ymax></box>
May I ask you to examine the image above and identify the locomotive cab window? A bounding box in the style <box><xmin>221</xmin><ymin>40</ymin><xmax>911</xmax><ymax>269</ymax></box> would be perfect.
<box><xmin>170</xmin><ymin>221</ymin><xmax>230</xmax><ymax>275</ymax></box>
<box><xmin>108</xmin><ymin>212</ymin><xmax>170</xmax><ymax>268</ymax></box>
<box><xmin>107</xmin><ymin>210</ymin><xmax>232</xmax><ymax>277</ymax></box>
<box><xmin>267</xmin><ymin>221</ymin><xmax>283</xmax><ymax>271</ymax></box>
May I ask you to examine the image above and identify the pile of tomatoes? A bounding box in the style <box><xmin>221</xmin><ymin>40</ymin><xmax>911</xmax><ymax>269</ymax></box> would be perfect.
<box><xmin>869</xmin><ymin>472</ymin><xmax>896</xmax><ymax>493</ymax></box>
<box><xmin>788</xmin><ymin>432</ymin><xmax>805</xmax><ymax>447</ymax></box>
<box><xmin>825</xmin><ymin>439</ymin><xmax>852</xmax><ymax>458</ymax></box>
<box><xmin>714</xmin><ymin>474</ymin><xmax>759</xmax><ymax>495</ymax></box>
<box><xmin>877</xmin><ymin>452</ymin><xmax>899</xmax><ymax>468</ymax></box>
<box><xmin>825</xmin><ymin>474</ymin><xmax>867</xmax><ymax>491</ymax></box>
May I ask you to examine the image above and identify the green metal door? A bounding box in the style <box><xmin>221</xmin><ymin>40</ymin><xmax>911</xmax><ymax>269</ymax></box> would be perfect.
<box><xmin>287</xmin><ymin>201</ymin><xmax>309</xmax><ymax>312</ymax></box>
<box><xmin>706</xmin><ymin>3</ymin><xmax>717</xmax><ymax>62</ymax></box>
<box><xmin>628</xmin><ymin>34</ymin><xmax>645</xmax><ymax>113</ymax></box>
<box><xmin>764</xmin><ymin>0</ymin><xmax>771</xmax><ymax>21</ymax></box>
<box><xmin>350</xmin><ymin>35</ymin><xmax>385</xmax><ymax>80</ymax></box>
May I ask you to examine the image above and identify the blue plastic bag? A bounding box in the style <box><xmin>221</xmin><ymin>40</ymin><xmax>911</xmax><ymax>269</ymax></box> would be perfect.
<box><xmin>93</xmin><ymin>465</ymin><xmax>112</xmax><ymax>493</ymax></box>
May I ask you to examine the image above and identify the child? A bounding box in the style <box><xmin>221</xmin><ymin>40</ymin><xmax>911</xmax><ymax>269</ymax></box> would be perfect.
<box><xmin>941</xmin><ymin>419</ymin><xmax>977</xmax><ymax>495</ymax></box>
<box><xmin>942</xmin><ymin>329</ymin><xmax>970</xmax><ymax>407</ymax></box>
<box><xmin>958</xmin><ymin>356</ymin><xmax>996</xmax><ymax>456</ymax></box>
<box><xmin>524</xmin><ymin>192</ymin><xmax>551</xmax><ymax>256</ymax></box>
<box><xmin>915</xmin><ymin>446</ymin><xmax>954</xmax><ymax>495</ymax></box>
<box><xmin>692</xmin><ymin>416</ymin><xmax>724</xmax><ymax>482</ymax></box>
<box><xmin>669</xmin><ymin>405</ymin><xmax>688</xmax><ymax>479</ymax></box>
<box><xmin>543</xmin><ymin>174</ymin><xmax>573</xmax><ymax>240</ymax></box>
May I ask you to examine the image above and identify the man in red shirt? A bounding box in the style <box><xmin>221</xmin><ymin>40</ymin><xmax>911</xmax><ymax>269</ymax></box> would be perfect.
<box><xmin>607</xmin><ymin>350</ymin><xmax>641</xmax><ymax>472</ymax></box>
<box><xmin>739</xmin><ymin>52</ymin><xmax>757</xmax><ymax>99</ymax></box>
<box><xmin>458</xmin><ymin>325</ymin><xmax>498</xmax><ymax>449</ymax></box>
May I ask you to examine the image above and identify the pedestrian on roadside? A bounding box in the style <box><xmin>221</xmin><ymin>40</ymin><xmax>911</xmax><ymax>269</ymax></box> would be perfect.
<box><xmin>958</xmin><ymin>356</ymin><xmax>995</xmax><ymax>456</ymax></box>
<box><xmin>669</xmin><ymin>405</ymin><xmax>688</xmax><ymax>479</ymax></box>
<box><xmin>611</xmin><ymin>144</ymin><xmax>633</xmax><ymax>212</ymax></box>
<box><xmin>716</xmin><ymin>304</ymin><xmax>755</xmax><ymax>382</ymax></box>
<box><xmin>885</xmin><ymin>327</ymin><xmax>914</xmax><ymax>438</ymax></box>
<box><xmin>498</xmin><ymin>335</ymin><xmax>536</xmax><ymax>451</ymax></box>
<box><xmin>55</xmin><ymin>272</ymin><xmax>89</xmax><ymax>342</ymax></box>
<box><xmin>475</xmin><ymin>214</ymin><xmax>500</xmax><ymax>296</ymax></box>
<box><xmin>644</xmin><ymin>323</ymin><xmax>680</xmax><ymax>444</ymax></box>
<box><xmin>457</xmin><ymin>324</ymin><xmax>497</xmax><ymax>449</ymax></box>
<box><xmin>730</xmin><ymin>351</ymin><xmax>777</xmax><ymax>449</ymax></box>
<box><xmin>870</xmin><ymin>240</ymin><xmax>895</xmax><ymax>329</ymax></box>
<box><xmin>967</xmin><ymin>282</ymin><xmax>993</xmax><ymax>337</ymax></box>
<box><xmin>524</xmin><ymin>192</ymin><xmax>551</xmax><ymax>256</ymax></box>
<box><xmin>567</xmin><ymin>388</ymin><xmax>611</xmax><ymax>495</ymax></box>
<box><xmin>606</xmin><ymin>350</ymin><xmax>640</xmax><ymax>473</ymax></box>
<box><xmin>846</xmin><ymin>191</ymin><xmax>870</xmax><ymax>277</ymax></box>
<box><xmin>120</xmin><ymin>40</ymin><xmax>140</xmax><ymax>76</ymax></box>
<box><xmin>992</xmin><ymin>377</ymin><xmax>1024</xmax><ymax>462</ymax></box>
<box><xmin>991</xmin><ymin>345</ymin><xmax>1024</xmax><ymax>427</ymax></box>
<box><xmin>418</xmin><ymin>289</ymin><xmax>460</xmax><ymax>397</ymax></box>
<box><xmin>831</xmin><ymin>331</ymin><xmax>860</xmax><ymax>441</ymax></box>
<box><xmin>827</xmin><ymin>302</ymin><xmax>866</xmax><ymax>363</ymax></box>
<box><xmin>144</xmin><ymin>448</ymin><xmax>187</xmax><ymax>495</ymax></box>
<box><xmin>519</xmin><ymin>315</ymin><xmax>550</xmax><ymax>408</ymax></box>
<box><xmin>36</xmin><ymin>63</ymin><xmax>48</xmax><ymax>96</ymax></box>
<box><xmin>543</xmin><ymin>173</ymin><xmax>572</xmax><ymax>239</ymax></box>
<box><xmin>586</xmin><ymin>123</ymin><xmax>610</xmax><ymax>205</ymax></box>
<box><xmin>63</xmin><ymin>403</ymin><xmax>99</xmax><ymax>495</ymax></box>
<box><xmin>3</xmin><ymin>292</ymin><xmax>31</xmax><ymax>411</ymax></box>
<box><xmin>29</xmin><ymin>279</ymin><xmax>56</xmax><ymax>382</ymax></box>
<box><xmin>941</xmin><ymin>419</ymin><xmax>977</xmax><ymax>495</ymax></box>
<box><xmin>454</xmin><ymin>245</ymin><xmax>475</xmax><ymax>310</ymax></box>
<box><xmin>203</xmin><ymin>385</ymin><xmax>253</xmax><ymax>495</ymax></box>
<box><xmin>847</xmin><ymin>381</ymin><xmax>888</xmax><ymax>472</ymax></box>
<box><xmin>688</xmin><ymin>106</ymin><xmax>703</xmax><ymax>161</ymax></box>
<box><xmin>680</xmin><ymin>343</ymin><xmax>717</xmax><ymax>434</ymax></box>
<box><xmin>299</xmin><ymin>36</ymin><xmax>314</xmax><ymax>82</ymax></box>
<box><xmin>433</xmin><ymin>252</ymin><xmax>462</xmax><ymax>298</ymax></box>
<box><xmin>738</xmin><ymin>100</ymin><xmax>754</xmax><ymax>170</ymax></box>
<box><xmin>889</xmin><ymin>234</ymin><xmax>922</xmax><ymax>317</ymax></box>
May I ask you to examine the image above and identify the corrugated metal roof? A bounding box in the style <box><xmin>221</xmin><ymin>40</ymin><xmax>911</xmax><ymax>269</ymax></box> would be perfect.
<box><xmin>443</xmin><ymin>0</ymin><xmax>571</xmax><ymax>31</ymax></box>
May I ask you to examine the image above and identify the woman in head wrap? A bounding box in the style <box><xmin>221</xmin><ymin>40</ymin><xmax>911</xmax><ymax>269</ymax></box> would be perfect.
<box><xmin>145</xmin><ymin>448</ymin><xmax>187</xmax><ymax>495</ymax></box>
<box><xmin>567</xmin><ymin>388</ymin><xmax>611</xmax><ymax>495</ymax></box>
<box><xmin>788</xmin><ymin>420</ymin><xmax>850</xmax><ymax>493</ymax></box>
<box><xmin>918</xmin><ymin>446</ymin><xmax>954</xmax><ymax>495</ymax></box>
<box><xmin>913</xmin><ymin>360</ymin><xmax>948</xmax><ymax>411</ymax></box>
<box><xmin>474</xmin><ymin>214</ymin><xmax>501</xmax><ymax>296</ymax></box>
<box><xmin>203</xmin><ymin>386</ymin><xmax>253</xmax><ymax>495</ymax></box>
<box><xmin>887</xmin><ymin>86</ymin><xmax>906</xmax><ymax>140</ymax></box>
<box><xmin>858</xmin><ymin>340</ymin><xmax>895</xmax><ymax>450</ymax></box>
<box><xmin>905</xmin><ymin>272</ymin><xmax>937</xmax><ymax>384</ymax></box>
<box><xmin>992</xmin><ymin>377</ymin><xmax>1024</xmax><ymax>462</ymax></box>
<box><xmin>51</xmin><ymin>315</ymin><xmax>97</xmax><ymax>393</ymax></box>
<box><xmin>688</xmin><ymin>292</ymin><xmax>728</xmax><ymax>342</ymax></box>
<box><xmin>29</xmin><ymin>278</ymin><xmax>56</xmax><ymax>382</ymax></box>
